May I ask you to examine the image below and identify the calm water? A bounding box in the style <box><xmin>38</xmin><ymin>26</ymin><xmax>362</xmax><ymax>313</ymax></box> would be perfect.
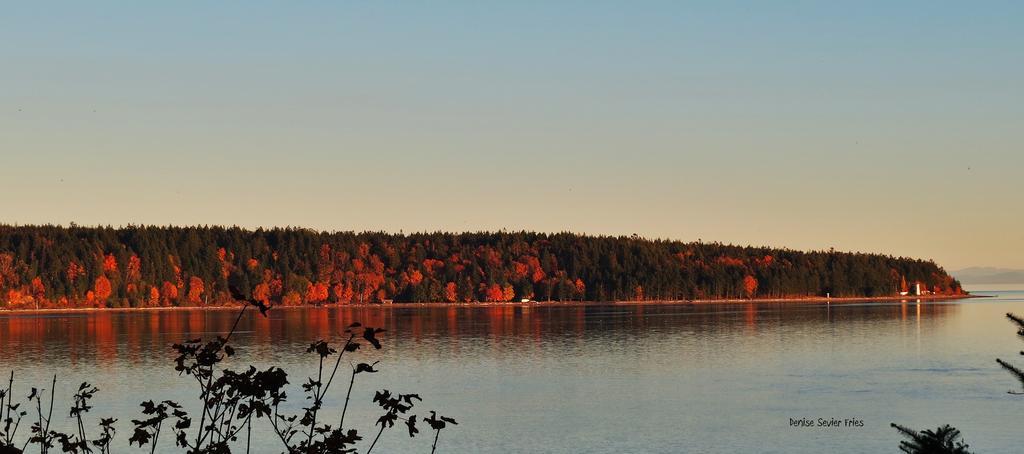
<box><xmin>2</xmin><ymin>289</ymin><xmax>1023</xmax><ymax>453</ymax></box>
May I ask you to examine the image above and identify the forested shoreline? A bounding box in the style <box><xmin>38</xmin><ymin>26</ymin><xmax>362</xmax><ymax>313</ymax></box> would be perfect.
<box><xmin>0</xmin><ymin>225</ymin><xmax>963</xmax><ymax>310</ymax></box>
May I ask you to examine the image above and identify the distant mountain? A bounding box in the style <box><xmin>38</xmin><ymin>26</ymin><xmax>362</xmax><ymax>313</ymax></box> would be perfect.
<box><xmin>953</xmin><ymin>267</ymin><xmax>1024</xmax><ymax>285</ymax></box>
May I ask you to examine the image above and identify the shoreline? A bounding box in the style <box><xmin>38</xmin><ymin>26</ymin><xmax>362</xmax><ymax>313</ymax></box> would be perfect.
<box><xmin>0</xmin><ymin>293</ymin><xmax>982</xmax><ymax>315</ymax></box>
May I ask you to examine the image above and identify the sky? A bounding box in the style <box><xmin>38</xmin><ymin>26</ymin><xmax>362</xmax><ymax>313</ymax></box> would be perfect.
<box><xmin>1</xmin><ymin>2</ymin><xmax>1021</xmax><ymax>270</ymax></box>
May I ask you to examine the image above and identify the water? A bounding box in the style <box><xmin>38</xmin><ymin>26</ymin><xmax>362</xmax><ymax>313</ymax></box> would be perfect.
<box><xmin>2</xmin><ymin>289</ymin><xmax>1023</xmax><ymax>453</ymax></box>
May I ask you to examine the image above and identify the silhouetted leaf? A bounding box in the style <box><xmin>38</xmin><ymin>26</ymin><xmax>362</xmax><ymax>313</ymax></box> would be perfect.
<box><xmin>128</xmin><ymin>428</ymin><xmax>151</xmax><ymax>447</ymax></box>
<box><xmin>406</xmin><ymin>415</ymin><xmax>419</xmax><ymax>437</ymax></box>
<box><xmin>355</xmin><ymin>362</ymin><xmax>379</xmax><ymax>374</ymax></box>
<box><xmin>363</xmin><ymin>328</ymin><xmax>383</xmax><ymax>349</ymax></box>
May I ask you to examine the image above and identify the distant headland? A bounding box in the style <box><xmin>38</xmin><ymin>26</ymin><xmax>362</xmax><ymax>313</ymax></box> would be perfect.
<box><xmin>0</xmin><ymin>224</ymin><xmax>965</xmax><ymax>310</ymax></box>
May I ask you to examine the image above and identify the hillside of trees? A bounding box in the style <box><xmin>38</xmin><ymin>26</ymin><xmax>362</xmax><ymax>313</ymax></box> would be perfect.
<box><xmin>0</xmin><ymin>225</ymin><xmax>964</xmax><ymax>309</ymax></box>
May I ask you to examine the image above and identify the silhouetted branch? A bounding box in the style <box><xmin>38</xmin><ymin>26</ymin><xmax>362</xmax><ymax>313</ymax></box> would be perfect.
<box><xmin>891</xmin><ymin>423</ymin><xmax>972</xmax><ymax>454</ymax></box>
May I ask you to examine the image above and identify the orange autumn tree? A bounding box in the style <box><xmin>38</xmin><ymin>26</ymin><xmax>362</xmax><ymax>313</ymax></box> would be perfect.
<box><xmin>102</xmin><ymin>253</ymin><xmax>118</xmax><ymax>273</ymax></box>
<box><xmin>743</xmin><ymin>275</ymin><xmax>758</xmax><ymax>299</ymax></box>
<box><xmin>161</xmin><ymin>281</ymin><xmax>178</xmax><ymax>306</ymax></box>
<box><xmin>94</xmin><ymin>275</ymin><xmax>113</xmax><ymax>306</ymax></box>
<box><xmin>253</xmin><ymin>282</ymin><xmax>271</xmax><ymax>304</ymax></box>
<box><xmin>408</xmin><ymin>270</ymin><xmax>424</xmax><ymax>286</ymax></box>
<box><xmin>126</xmin><ymin>254</ymin><xmax>142</xmax><ymax>282</ymax></box>
<box><xmin>332</xmin><ymin>283</ymin><xmax>354</xmax><ymax>304</ymax></box>
<box><xmin>485</xmin><ymin>284</ymin><xmax>505</xmax><ymax>302</ymax></box>
<box><xmin>186</xmin><ymin>276</ymin><xmax>205</xmax><ymax>305</ymax></box>
<box><xmin>444</xmin><ymin>282</ymin><xmax>458</xmax><ymax>303</ymax></box>
<box><xmin>30</xmin><ymin>277</ymin><xmax>46</xmax><ymax>304</ymax></box>
<box><xmin>502</xmin><ymin>284</ymin><xmax>515</xmax><ymax>302</ymax></box>
<box><xmin>66</xmin><ymin>260</ymin><xmax>85</xmax><ymax>286</ymax></box>
<box><xmin>306</xmin><ymin>281</ymin><xmax>329</xmax><ymax>304</ymax></box>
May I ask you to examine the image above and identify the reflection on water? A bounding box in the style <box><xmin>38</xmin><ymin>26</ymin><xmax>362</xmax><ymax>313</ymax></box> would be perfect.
<box><xmin>0</xmin><ymin>296</ymin><xmax>1021</xmax><ymax>453</ymax></box>
<box><xmin>0</xmin><ymin>302</ymin><xmax>961</xmax><ymax>367</ymax></box>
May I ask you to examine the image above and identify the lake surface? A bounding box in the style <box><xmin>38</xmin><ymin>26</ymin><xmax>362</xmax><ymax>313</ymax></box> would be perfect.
<box><xmin>2</xmin><ymin>289</ymin><xmax>1023</xmax><ymax>453</ymax></box>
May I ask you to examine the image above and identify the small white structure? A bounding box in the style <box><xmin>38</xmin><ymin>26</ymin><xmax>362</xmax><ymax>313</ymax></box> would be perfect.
<box><xmin>914</xmin><ymin>283</ymin><xmax>921</xmax><ymax>296</ymax></box>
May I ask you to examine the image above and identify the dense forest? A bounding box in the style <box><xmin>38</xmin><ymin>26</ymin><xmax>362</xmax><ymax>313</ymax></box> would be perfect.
<box><xmin>0</xmin><ymin>225</ymin><xmax>963</xmax><ymax>309</ymax></box>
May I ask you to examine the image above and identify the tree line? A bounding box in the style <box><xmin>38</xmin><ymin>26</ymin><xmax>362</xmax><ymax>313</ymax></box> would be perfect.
<box><xmin>0</xmin><ymin>224</ymin><xmax>963</xmax><ymax>309</ymax></box>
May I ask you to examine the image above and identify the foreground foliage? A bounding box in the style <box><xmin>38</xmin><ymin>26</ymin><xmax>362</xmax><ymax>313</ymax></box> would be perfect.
<box><xmin>890</xmin><ymin>310</ymin><xmax>1024</xmax><ymax>453</ymax></box>
<box><xmin>996</xmin><ymin>313</ymin><xmax>1024</xmax><ymax>395</ymax></box>
<box><xmin>0</xmin><ymin>293</ymin><xmax>456</xmax><ymax>453</ymax></box>
<box><xmin>890</xmin><ymin>424</ymin><xmax>972</xmax><ymax>454</ymax></box>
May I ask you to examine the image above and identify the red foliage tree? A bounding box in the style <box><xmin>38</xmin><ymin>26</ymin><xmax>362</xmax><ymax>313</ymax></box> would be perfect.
<box><xmin>743</xmin><ymin>275</ymin><xmax>758</xmax><ymax>299</ymax></box>
<box><xmin>102</xmin><ymin>253</ymin><xmax>118</xmax><ymax>273</ymax></box>
<box><xmin>574</xmin><ymin>278</ymin><xmax>586</xmax><ymax>300</ymax></box>
<box><xmin>30</xmin><ymin>277</ymin><xmax>46</xmax><ymax>303</ymax></box>
<box><xmin>282</xmin><ymin>290</ymin><xmax>302</xmax><ymax>306</ymax></box>
<box><xmin>94</xmin><ymin>275</ymin><xmax>113</xmax><ymax>305</ymax></box>
<box><xmin>485</xmin><ymin>284</ymin><xmax>505</xmax><ymax>302</ymax></box>
<box><xmin>66</xmin><ymin>260</ymin><xmax>85</xmax><ymax>284</ymax></box>
<box><xmin>512</xmin><ymin>262</ymin><xmax>530</xmax><ymax>281</ymax></box>
<box><xmin>444</xmin><ymin>282</ymin><xmax>458</xmax><ymax>302</ymax></box>
<box><xmin>422</xmin><ymin>259</ymin><xmax>445</xmax><ymax>275</ymax></box>
<box><xmin>187</xmin><ymin>276</ymin><xmax>205</xmax><ymax>305</ymax></box>
<box><xmin>161</xmin><ymin>281</ymin><xmax>178</xmax><ymax>306</ymax></box>
<box><xmin>332</xmin><ymin>283</ymin><xmax>354</xmax><ymax>304</ymax></box>
<box><xmin>409</xmin><ymin>270</ymin><xmax>424</xmax><ymax>286</ymax></box>
<box><xmin>502</xmin><ymin>284</ymin><xmax>515</xmax><ymax>302</ymax></box>
<box><xmin>126</xmin><ymin>254</ymin><xmax>142</xmax><ymax>282</ymax></box>
<box><xmin>306</xmin><ymin>281</ymin><xmax>329</xmax><ymax>304</ymax></box>
<box><xmin>253</xmin><ymin>282</ymin><xmax>271</xmax><ymax>304</ymax></box>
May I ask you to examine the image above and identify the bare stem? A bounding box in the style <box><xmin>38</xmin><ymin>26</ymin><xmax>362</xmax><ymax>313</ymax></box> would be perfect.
<box><xmin>150</xmin><ymin>420</ymin><xmax>161</xmax><ymax>454</ymax></box>
<box><xmin>365</xmin><ymin>425</ymin><xmax>386</xmax><ymax>454</ymax></box>
<box><xmin>305</xmin><ymin>355</ymin><xmax>325</xmax><ymax>449</ymax></box>
<box><xmin>245</xmin><ymin>413</ymin><xmax>252</xmax><ymax>454</ymax></box>
<box><xmin>431</xmin><ymin>429</ymin><xmax>441</xmax><ymax>454</ymax></box>
<box><xmin>1</xmin><ymin>371</ymin><xmax>9</xmax><ymax>444</ymax></box>
<box><xmin>44</xmin><ymin>375</ymin><xmax>55</xmax><ymax>454</ymax></box>
<box><xmin>195</xmin><ymin>303</ymin><xmax>248</xmax><ymax>450</ymax></box>
<box><xmin>338</xmin><ymin>369</ymin><xmax>356</xmax><ymax>430</ymax></box>
<box><xmin>321</xmin><ymin>334</ymin><xmax>354</xmax><ymax>394</ymax></box>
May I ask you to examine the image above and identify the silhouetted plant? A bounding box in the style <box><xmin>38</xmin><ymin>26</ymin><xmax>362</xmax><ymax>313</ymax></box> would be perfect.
<box><xmin>365</xmin><ymin>389</ymin><xmax>419</xmax><ymax>454</ymax></box>
<box><xmin>996</xmin><ymin>312</ymin><xmax>1024</xmax><ymax>394</ymax></box>
<box><xmin>1</xmin><ymin>371</ymin><xmax>27</xmax><ymax>453</ymax></box>
<box><xmin>128</xmin><ymin>400</ymin><xmax>191</xmax><ymax>453</ymax></box>
<box><xmin>26</xmin><ymin>376</ymin><xmax>58</xmax><ymax>454</ymax></box>
<box><xmin>127</xmin><ymin>288</ymin><xmax>456</xmax><ymax>453</ymax></box>
<box><xmin>2</xmin><ymin>287</ymin><xmax>457</xmax><ymax>453</ymax></box>
<box><xmin>54</xmin><ymin>382</ymin><xmax>116</xmax><ymax>454</ymax></box>
<box><xmin>0</xmin><ymin>374</ymin><xmax>118</xmax><ymax>454</ymax></box>
<box><xmin>422</xmin><ymin>411</ymin><xmax>457</xmax><ymax>454</ymax></box>
<box><xmin>890</xmin><ymin>423</ymin><xmax>972</xmax><ymax>454</ymax></box>
<box><xmin>265</xmin><ymin>326</ymin><xmax>381</xmax><ymax>454</ymax></box>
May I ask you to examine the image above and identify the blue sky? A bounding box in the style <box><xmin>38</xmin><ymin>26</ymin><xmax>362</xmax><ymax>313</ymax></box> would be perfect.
<box><xmin>1</xmin><ymin>2</ymin><xmax>1022</xmax><ymax>269</ymax></box>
